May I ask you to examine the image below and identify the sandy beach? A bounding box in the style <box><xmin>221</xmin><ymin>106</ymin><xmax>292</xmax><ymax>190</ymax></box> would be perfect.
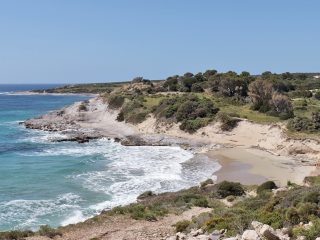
<box><xmin>209</xmin><ymin>147</ymin><xmax>317</xmax><ymax>186</ymax></box>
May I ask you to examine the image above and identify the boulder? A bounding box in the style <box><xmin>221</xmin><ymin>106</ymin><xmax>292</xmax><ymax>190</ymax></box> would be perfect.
<box><xmin>241</xmin><ymin>230</ymin><xmax>260</xmax><ymax>240</ymax></box>
<box><xmin>251</xmin><ymin>221</ymin><xmax>279</xmax><ymax>240</ymax></box>
<box><xmin>176</xmin><ymin>232</ymin><xmax>187</xmax><ymax>240</ymax></box>
<box><xmin>296</xmin><ymin>236</ymin><xmax>306</xmax><ymax>240</ymax></box>
<box><xmin>259</xmin><ymin>224</ymin><xmax>280</xmax><ymax>240</ymax></box>
<box><xmin>197</xmin><ymin>235</ymin><xmax>210</xmax><ymax>240</ymax></box>
<box><xmin>209</xmin><ymin>232</ymin><xmax>221</xmax><ymax>240</ymax></box>
<box><xmin>190</xmin><ymin>229</ymin><xmax>204</xmax><ymax>237</ymax></box>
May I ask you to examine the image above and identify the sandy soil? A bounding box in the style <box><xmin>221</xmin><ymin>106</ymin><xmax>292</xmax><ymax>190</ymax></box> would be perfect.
<box><xmin>136</xmin><ymin>116</ymin><xmax>320</xmax><ymax>161</ymax></box>
<box><xmin>209</xmin><ymin>147</ymin><xmax>317</xmax><ymax>186</ymax></box>
<box><xmin>27</xmin><ymin>207</ymin><xmax>211</xmax><ymax>240</ymax></box>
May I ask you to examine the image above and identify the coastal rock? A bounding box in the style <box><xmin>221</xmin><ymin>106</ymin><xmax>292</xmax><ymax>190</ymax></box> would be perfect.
<box><xmin>176</xmin><ymin>232</ymin><xmax>187</xmax><ymax>239</ymax></box>
<box><xmin>190</xmin><ymin>229</ymin><xmax>204</xmax><ymax>237</ymax></box>
<box><xmin>241</xmin><ymin>230</ymin><xmax>260</xmax><ymax>240</ymax></box>
<box><xmin>296</xmin><ymin>236</ymin><xmax>306</xmax><ymax>240</ymax></box>
<box><xmin>209</xmin><ymin>232</ymin><xmax>221</xmax><ymax>240</ymax></box>
<box><xmin>251</xmin><ymin>221</ymin><xmax>279</xmax><ymax>240</ymax></box>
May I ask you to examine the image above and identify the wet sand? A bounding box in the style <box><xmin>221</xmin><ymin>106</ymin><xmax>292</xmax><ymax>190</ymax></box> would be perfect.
<box><xmin>208</xmin><ymin>147</ymin><xmax>316</xmax><ymax>186</ymax></box>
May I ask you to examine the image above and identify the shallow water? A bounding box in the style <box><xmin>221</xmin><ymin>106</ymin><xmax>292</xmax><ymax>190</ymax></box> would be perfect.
<box><xmin>0</xmin><ymin>85</ymin><xmax>220</xmax><ymax>231</ymax></box>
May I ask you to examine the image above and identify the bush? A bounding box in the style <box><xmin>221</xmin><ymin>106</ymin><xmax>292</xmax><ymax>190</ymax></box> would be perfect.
<box><xmin>215</xmin><ymin>181</ymin><xmax>245</xmax><ymax>198</ymax></box>
<box><xmin>226</xmin><ymin>195</ymin><xmax>236</xmax><ymax>202</ymax></box>
<box><xmin>175</xmin><ymin>220</ymin><xmax>191</xmax><ymax>232</ymax></box>
<box><xmin>287</xmin><ymin>117</ymin><xmax>315</xmax><ymax>132</ymax></box>
<box><xmin>193</xmin><ymin>198</ymin><xmax>209</xmax><ymax>207</ymax></box>
<box><xmin>297</xmin><ymin>202</ymin><xmax>318</xmax><ymax>222</ymax></box>
<box><xmin>116</xmin><ymin>111</ymin><xmax>124</xmax><ymax>121</ymax></box>
<box><xmin>78</xmin><ymin>102</ymin><xmax>88</xmax><ymax>111</ymax></box>
<box><xmin>107</xmin><ymin>95</ymin><xmax>125</xmax><ymax>109</ymax></box>
<box><xmin>286</xmin><ymin>207</ymin><xmax>300</xmax><ymax>225</ymax></box>
<box><xmin>137</xmin><ymin>191</ymin><xmax>155</xmax><ymax>200</ymax></box>
<box><xmin>303</xmin><ymin>192</ymin><xmax>320</xmax><ymax>204</ymax></box>
<box><xmin>200</xmin><ymin>178</ymin><xmax>214</xmax><ymax>188</ymax></box>
<box><xmin>179</xmin><ymin>118</ymin><xmax>210</xmax><ymax>133</ymax></box>
<box><xmin>292</xmin><ymin>217</ymin><xmax>320</xmax><ymax>240</ymax></box>
<box><xmin>257</xmin><ymin>181</ymin><xmax>277</xmax><ymax>194</ymax></box>
<box><xmin>125</xmin><ymin>111</ymin><xmax>148</xmax><ymax>124</ymax></box>
<box><xmin>38</xmin><ymin>225</ymin><xmax>62</xmax><ymax>238</ymax></box>
<box><xmin>191</xmin><ymin>83</ymin><xmax>204</xmax><ymax>92</ymax></box>
<box><xmin>314</xmin><ymin>91</ymin><xmax>320</xmax><ymax>100</ymax></box>
<box><xmin>216</xmin><ymin>112</ymin><xmax>240</xmax><ymax>131</ymax></box>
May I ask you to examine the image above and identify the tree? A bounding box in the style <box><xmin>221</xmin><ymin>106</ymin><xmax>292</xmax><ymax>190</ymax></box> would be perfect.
<box><xmin>183</xmin><ymin>72</ymin><xmax>194</xmax><ymax>78</ymax></box>
<box><xmin>132</xmin><ymin>77</ymin><xmax>144</xmax><ymax>83</ymax></box>
<box><xmin>240</xmin><ymin>71</ymin><xmax>250</xmax><ymax>77</ymax></box>
<box><xmin>270</xmin><ymin>92</ymin><xmax>293</xmax><ymax>118</ymax></box>
<box><xmin>203</xmin><ymin>69</ymin><xmax>217</xmax><ymax>79</ymax></box>
<box><xmin>191</xmin><ymin>83</ymin><xmax>204</xmax><ymax>92</ymax></box>
<box><xmin>248</xmin><ymin>79</ymin><xmax>273</xmax><ymax>111</ymax></box>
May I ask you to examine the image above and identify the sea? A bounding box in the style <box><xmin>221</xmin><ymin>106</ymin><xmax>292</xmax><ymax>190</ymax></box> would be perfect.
<box><xmin>0</xmin><ymin>84</ymin><xmax>221</xmax><ymax>231</ymax></box>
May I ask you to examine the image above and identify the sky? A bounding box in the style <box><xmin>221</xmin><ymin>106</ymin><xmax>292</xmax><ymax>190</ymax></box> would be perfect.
<box><xmin>0</xmin><ymin>0</ymin><xmax>319</xmax><ymax>84</ymax></box>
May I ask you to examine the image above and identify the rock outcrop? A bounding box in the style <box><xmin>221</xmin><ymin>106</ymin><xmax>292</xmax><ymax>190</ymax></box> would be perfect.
<box><xmin>166</xmin><ymin>221</ymin><xmax>310</xmax><ymax>240</ymax></box>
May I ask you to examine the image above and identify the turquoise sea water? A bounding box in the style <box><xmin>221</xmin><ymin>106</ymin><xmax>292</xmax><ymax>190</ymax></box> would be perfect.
<box><xmin>0</xmin><ymin>85</ymin><xmax>220</xmax><ymax>231</ymax></box>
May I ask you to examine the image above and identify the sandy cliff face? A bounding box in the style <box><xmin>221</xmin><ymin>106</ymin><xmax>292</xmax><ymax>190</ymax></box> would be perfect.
<box><xmin>136</xmin><ymin>115</ymin><xmax>320</xmax><ymax>161</ymax></box>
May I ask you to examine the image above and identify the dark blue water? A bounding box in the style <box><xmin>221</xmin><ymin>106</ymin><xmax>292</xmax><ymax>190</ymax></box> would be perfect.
<box><xmin>0</xmin><ymin>84</ymin><xmax>64</xmax><ymax>93</ymax></box>
<box><xmin>0</xmin><ymin>85</ymin><xmax>219</xmax><ymax>231</ymax></box>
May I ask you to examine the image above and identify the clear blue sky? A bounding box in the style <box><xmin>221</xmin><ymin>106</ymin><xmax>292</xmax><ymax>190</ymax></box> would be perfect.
<box><xmin>0</xmin><ymin>0</ymin><xmax>319</xmax><ymax>84</ymax></box>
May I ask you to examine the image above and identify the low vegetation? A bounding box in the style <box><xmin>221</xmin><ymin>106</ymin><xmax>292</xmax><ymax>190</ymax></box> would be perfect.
<box><xmin>39</xmin><ymin>71</ymin><xmax>320</xmax><ymax>138</ymax></box>
<box><xmin>2</xmin><ymin>177</ymin><xmax>320</xmax><ymax>239</ymax></box>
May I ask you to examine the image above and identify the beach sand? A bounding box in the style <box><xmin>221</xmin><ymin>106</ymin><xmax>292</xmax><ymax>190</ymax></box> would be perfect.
<box><xmin>208</xmin><ymin>147</ymin><xmax>317</xmax><ymax>186</ymax></box>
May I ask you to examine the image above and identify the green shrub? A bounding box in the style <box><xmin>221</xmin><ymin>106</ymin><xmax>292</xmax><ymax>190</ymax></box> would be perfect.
<box><xmin>226</xmin><ymin>195</ymin><xmax>236</xmax><ymax>202</ymax></box>
<box><xmin>314</xmin><ymin>91</ymin><xmax>320</xmax><ymax>100</ymax></box>
<box><xmin>175</xmin><ymin>220</ymin><xmax>191</xmax><ymax>232</ymax></box>
<box><xmin>193</xmin><ymin>198</ymin><xmax>209</xmax><ymax>207</ymax></box>
<box><xmin>257</xmin><ymin>181</ymin><xmax>278</xmax><ymax>194</ymax></box>
<box><xmin>256</xmin><ymin>209</ymin><xmax>284</xmax><ymax>229</ymax></box>
<box><xmin>137</xmin><ymin>191</ymin><xmax>155</xmax><ymax>200</ymax></box>
<box><xmin>78</xmin><ymin>102</ymin><xmax>88</xmax><ymax>111</ymax></box>
<box><xmin>125</xmin><ymin>111</ymin><xmax>148</xmax><ymax>124</ymax></box>
<box><xmin>216</xmin><ymin>112</ymin><xmax>240</xmax><ymax>131</ymax></box>
<box><xmin>38</xmin><ymin>225</ymin><xmax>62</xmax><ymax>238</ymax></box>
<box><xmin>286</xmin><ymin>207</ymin><xmax>300</xmax><ymax>225</ymax></box>
<box><xmin>297</xmin><ymin>202</ymin><xmax>318</xmax><ymax>222</ymax></box>
<box><xmin>116</xmin><ymin>111</ymin><xmax>125</xmax><ymax>121</ymax></box>
<box><xmin>215</xmin><ymin>181</ymin><xmax>245</xmax><ymax>198</ymax></box>
<box><xmin>293</xmin><ymin>217</ymin><xmax>320</xmax><ymax>240</ymax></box>
<box><xmin>179</xmin><ymin>118</ymin><xmax>210</xmax><ymax>133</ymax></box>
<box><xmin>154</xmin><ymin>94</ymin><xmax>219</xmax><ymax>133</ymax></box>
<box><xmin>287</xmin><ymin>117</ymin><xmax>315</xmax><ymax>132</ymax></box>
<box><xmin>200</xmin><ymin>179</ymin><xmax>214</xmax><ymax>188</ymax></box>
<box><xmin>303</xmin><ymin>192</ymin><xmax>320</xmax><ymax>204</ymax></box>
<box><xmin>107</xmin><ymin>95</ymin><xmax>125</xmax><ymax>109</ymax></box>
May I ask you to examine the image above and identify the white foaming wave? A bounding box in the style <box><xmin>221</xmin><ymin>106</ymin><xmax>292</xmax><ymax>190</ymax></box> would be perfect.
<box><xmin>20</xmin><ymin>130</ymin><xmax>68</xmax><ymax>145</ymax></box>
<box><xmin>24</xmin><ymin>138</ymin><xmax>114</xmax><ymax>156</ymax></box>
<box><xmin>0</xmin><ymin>193</ymin><xmax>82</xmax><ymax>230</ymax></box>
<box><xmin>60</xmin><ymin>210</ymin><xmax>86</xmax><ymax>226</ymax></box>
<box><xmin>6</xmin><ymin>138</ymin><xmax>221</xmax><ymax>229</ymax></box>
<box><xmin>86</xmin><ymin>153</ymin><xmax>221</xmax><ymax>213</ymax></box>
<box><xmin>0</xmin><ymin>120</ymin><xmax>23</xmax><ymax>127</ymax></box>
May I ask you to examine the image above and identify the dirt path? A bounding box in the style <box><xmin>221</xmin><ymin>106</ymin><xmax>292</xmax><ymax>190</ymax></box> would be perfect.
<box><xmin>27</xmin><ymin>207</ymin><xmax>211</xmax><ymax>240</ymax></box>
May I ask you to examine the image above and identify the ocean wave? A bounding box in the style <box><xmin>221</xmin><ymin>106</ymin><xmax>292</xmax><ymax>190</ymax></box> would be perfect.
<box><xmin>2</xmin><ymin>138</ymin><xmax>221</xmax><ymax>230</ymax></box>
<box><xmin>0</xmin><ymin>193</ymin><xmax>82</xmax><ymax>230</ymax></box>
